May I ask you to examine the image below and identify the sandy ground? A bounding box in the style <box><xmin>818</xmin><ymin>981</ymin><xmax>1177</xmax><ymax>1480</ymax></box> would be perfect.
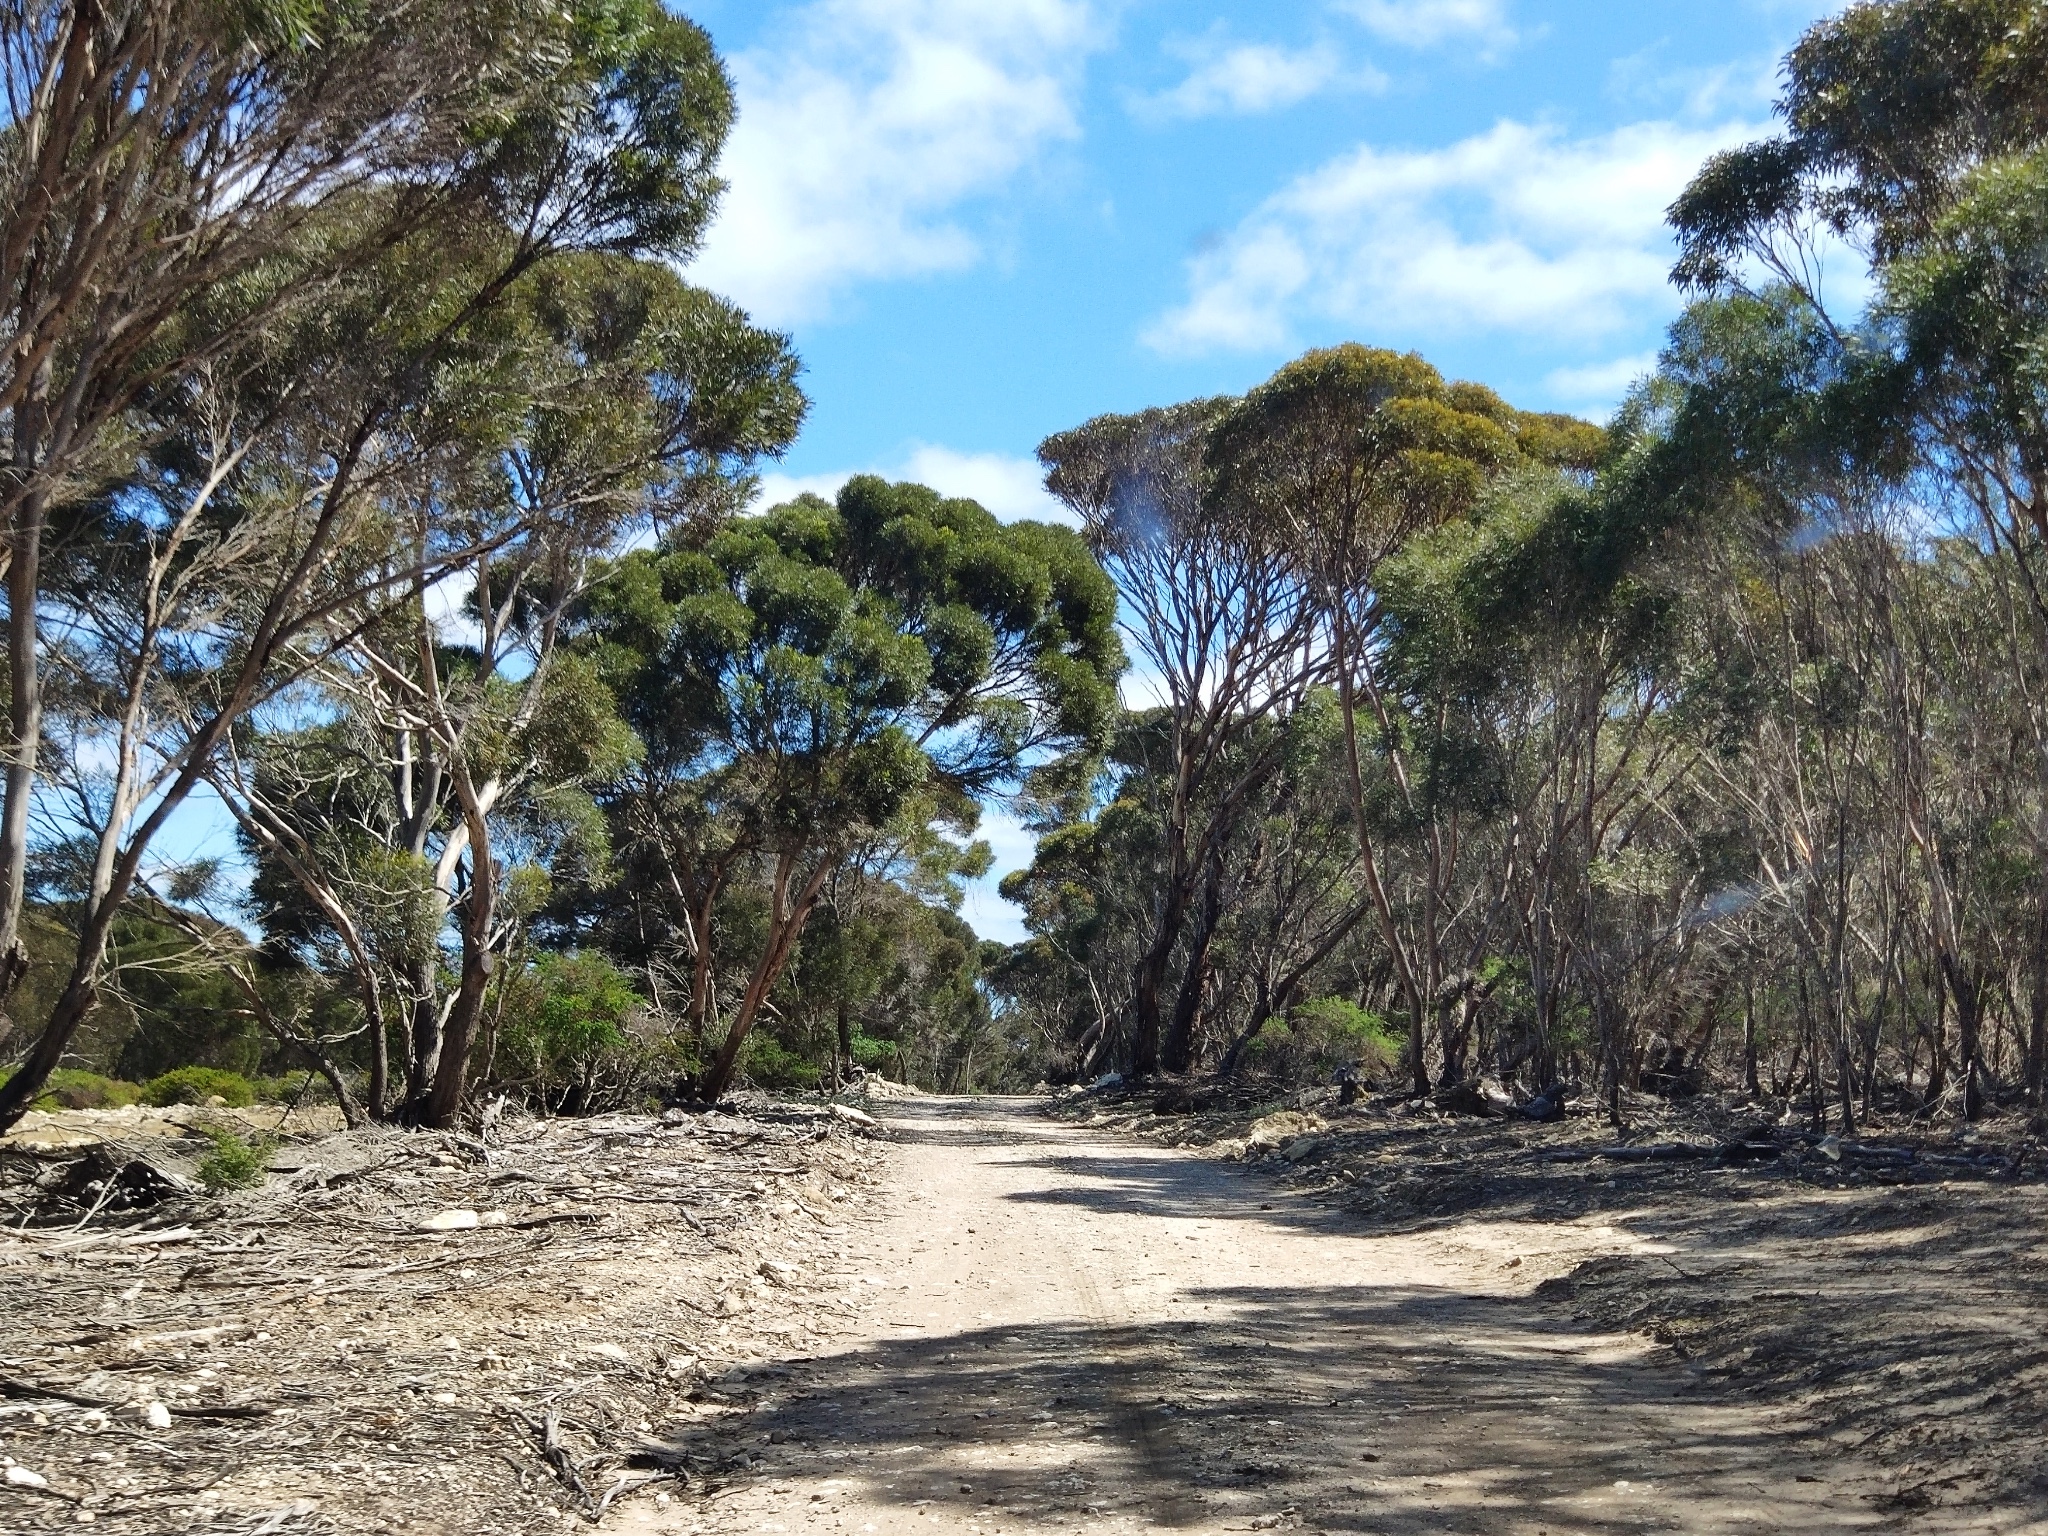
<box><xmin>619</xmin><ymin>1097</ymin><xmax>2006</xmax><ymax>1536</ymax></box>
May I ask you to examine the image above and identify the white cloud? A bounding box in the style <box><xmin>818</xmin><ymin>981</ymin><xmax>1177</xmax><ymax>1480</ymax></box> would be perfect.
<box><xmin>1339</xmin><ymin>0</ymin><xmax>1518</xmax><ymax>53</ymax></box>
<box><xmin>753</xmin><ymin>445</ymin><xmax>1076</xmax><ymax>526</ymax></box>
<box><xmin>690</xmin><ymin>0</ymin><xmax>1099</xmax><ymax>325</ymax></box>
<box><xmin>1607</xmin><ymin>46</ymin><xmax>1780</xmax><ymax>121</ymax></box>
<box><xmin>900</xmin><ymin>445</ymin><xmax>1074</xmax><ymax>523</ymax></box>
<box><xmin>1144</xmin><ymin>116</ymin><xmax>1758</xmax><ymax>356</ymax></box>
<box><xmin>1134</xmin><ymin>39</ymin><xmax>1382</xmax><ymax>121</ymax></box>
<box><xmin>1543</xmin><ymin>349</ymin><xmax>1660</xmax><ymax>415</ymax></box>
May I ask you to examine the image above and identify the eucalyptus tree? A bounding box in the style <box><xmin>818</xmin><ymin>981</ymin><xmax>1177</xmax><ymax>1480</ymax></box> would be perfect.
<box><xmin>208</xmin><ymin>252</ymin><xmax>801</xmax><ymax>1126</ymax></box>
<box><xmin>0</xmin><ymin>2</ymin><xmax>748</xmax><ymax>1130</ymax></box>
<box><xmin>1040</xmin><ymin>402</ymin><xmax>1325</xmax><ymax>1075</ymax></box>
<box><xmin>1207</xmin><ymin>345</ymin><xmax>1606</xmax><ymax>1093</ymax></box>
<box><xmin>1666</xmin><ymin>0</ymin><xmax>2048</xmax><ymax>1115</ymax></box>
<box><xmin>1212</xmin><ymin>692</ymin><xmax>1379</xmax><ymax>1071</ymax></box>
<box><xmin>0</xmin><ymin>0</ymin><xmax>664</xmax><ymax>1036</ymax></box>
<box><xmin>583</xmin><ymin>476</ymin><xmax>1120</xmax><ymax>1103</ymax></box>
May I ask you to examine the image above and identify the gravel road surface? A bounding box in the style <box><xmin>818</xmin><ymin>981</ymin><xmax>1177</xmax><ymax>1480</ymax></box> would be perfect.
<box><xmin>622</xmin><ymin>1096</ymin><xmax>1944</xmax><ymax>1536</ymax></box>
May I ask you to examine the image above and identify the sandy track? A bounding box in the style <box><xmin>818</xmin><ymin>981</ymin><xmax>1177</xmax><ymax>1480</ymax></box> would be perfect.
<box><xmin>619</xmin><ymin>1097</ymin><xmax>1968</xmax><ymax>1536</ymax></box>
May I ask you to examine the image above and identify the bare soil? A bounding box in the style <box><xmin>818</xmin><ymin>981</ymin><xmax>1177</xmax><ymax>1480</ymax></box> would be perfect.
<box><xmin>0</xmin><ymin>1099</ymin><xmax>887</xmax><ymax>1534</ymax></box>
<box><xmin>5</xmin><ymin>1092</ymin><xmax>2042</xmax><ymax>1536</ymax></box>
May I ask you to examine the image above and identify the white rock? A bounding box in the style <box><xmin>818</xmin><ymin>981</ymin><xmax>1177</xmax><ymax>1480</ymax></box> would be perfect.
<box><xmin>586</xmin><ymin>1342</ymin><xmax>632</xmax><ymax>1364</ymax></box>
<box><xmin>418</xmin><ymin>1210</ymin><xmax>480</xmax><ymax>1231</ymax></box>
<box><xmin>143</xmin><ymin>1402</ymin><xmax>172</xmax><ymax>1429</ymax></box>
<box><xmin>5</xmin><ymin>1465</ymin><xmax>48</xmax><ymax>1489</ymax></box>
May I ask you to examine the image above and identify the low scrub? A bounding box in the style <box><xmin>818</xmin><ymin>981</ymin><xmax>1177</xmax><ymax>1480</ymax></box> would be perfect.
<box><xmin>143</xmin><ymin>1066</ymin><xmax>257</xmax><ymax>1108</ymax></box>
<box><xmin>1245</xmin><ymin>997</ymin><xmax>1405</xmax><ymax>1084</ymax></box>
<box><xmin>739</xmin><ymin>1031</ymin><xmax>821</xmax><ymax>1091</ymax></box>
<box><xmin>193</xmin><ymin>1122</ymin><xmax>276</xmax><ymax>1193</ymax></box>
<box><xmin>30</xmin><ymin>1070</ymin><xmax>144</xmax><ymax>1111</ymax></box>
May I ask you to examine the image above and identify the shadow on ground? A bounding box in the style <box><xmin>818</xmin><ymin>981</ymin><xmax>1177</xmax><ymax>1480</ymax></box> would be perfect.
<box><xmin>668</xmin><ymin>1282</ymin><xmax>1886</xmax><ymax>1534</ymax></box>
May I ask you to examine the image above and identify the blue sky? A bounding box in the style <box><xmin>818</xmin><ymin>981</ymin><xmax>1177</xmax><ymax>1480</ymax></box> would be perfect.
<box><xmin>673</xmin><ymin>0</ymin><xmax>1837</xmax><ymax>941</ymax></box>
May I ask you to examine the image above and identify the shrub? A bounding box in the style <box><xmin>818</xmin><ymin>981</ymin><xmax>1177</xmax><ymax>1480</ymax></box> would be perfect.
<box><xmin>738</xmin><ymin>1031</ymin><xmax>820</xmax><ymax>1090</ymax></box>
<box><xmin>144</xmin><ymin>1066</ymin><xmax>257</xmax><ymax>1108</ymax></box>
<box><xmin>846</xmin><ymin>1031</ymin><xmax>895</xmax><ymax>1070</ymax></box>
<box><xmin>193</xmin><ymin>1122</ymin><xmax>275</xmax><ymax>1193</ymax></box>
<box><xmin>34</xmin><ymin>1069</ymin><xmax>144</xmax><ymax>1110</ymax></box>
<box><xmin>1247</xmin><ymin>997</ymin><xmax>1404</xmax><ymax>1083</ymax></box>
<box><xmin>493</xmin><ymin>952</ymin><xmax>676</xmax><ymax>1113</ymax></box>
<box><xmin>251</xmin><ymin>1072</ymin><xmax>336</xmax><ymax>1105</ymax></box>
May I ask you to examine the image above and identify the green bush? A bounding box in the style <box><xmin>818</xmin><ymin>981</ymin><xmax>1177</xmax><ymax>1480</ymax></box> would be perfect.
<box><xmin>251</xmin><ymin>1072</ymin><xmax>336</xmax><ymax>1105</ymax></box>
<box><xmin>738</xmin><ymin>1031</ymin><xmax>820</xmax><ymax>1090</ymax></box>
<box><xmin>493</xmin><ymin>952</ymin><xmax>676</xmax><ymax>1113</ymax></box>
<box><xmin>193</xmin><ymin>1122</ymin><xmax>275</xmax><ymax>1193</ymax></box>
<box><xmin>24</xmin><ymin>1069</ymin><xmax>144</xmax><ymax>1111</ymax></box>
<box><xmin>143</xmin><ymin>1066</ymin><xmax>256</xmax><ymax>1108</ymax></box>
<box><xmin>846</xmin><ymin>1031</ymin><xmax>895</xmax><ymax>1069</ymax></box>
<box><xmin>1247</xmin><ymin>997</ymin><xmax>1404</xmax><ymax>1083</ymax></box>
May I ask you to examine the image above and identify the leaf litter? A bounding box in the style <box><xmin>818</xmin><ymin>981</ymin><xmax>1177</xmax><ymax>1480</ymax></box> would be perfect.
<box><xmin>0</xmin><ymin>1095</ymin><xmax>889</xmax><ymax>1534</ymax></box>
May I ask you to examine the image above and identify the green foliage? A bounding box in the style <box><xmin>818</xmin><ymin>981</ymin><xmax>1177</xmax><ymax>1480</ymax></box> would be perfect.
<box><xmin>193</xmin><ymin>1123</ymin><xmax>277</xmax><ymax>1194</ymax></box>
<box><xmin>32</xmin><ymin>1071</ymin><xmax>144</xmax><ymax>1111</ymax></box>
<box><xmin>493</xmin><ymin>952</ymin><xmax>674</xmax><ymax>1113</ymax></box>
<box><xmin>580</xmin><ymin>475</ymin><xmax>1123</xmax><ymax>1100</ymax></box>
<box><xmin>251</xmin><ymin>1073</ymin><xmax>337</xmax><ymax>1105</ymax></box>
<box><xmin>846</xmin><ymin>1031</ymin><xmax>894</xmax><ymax>1069</ymax></box>
<box><xmin>144</xmin><ymin>1067</ymin><xmax>257</xmax><ymax>1109</ymax></box>
<box><xmin>738</xmin><ymin>1031</ymin><xmax>821</xmax><ymax>1090</ymax></box>
<box><xmin>589</xmin><ymin>478</ymin><xmax>1122</xmax><ymax>835</ymax></box>
<box><xmin>1248</xmin><ymin>998</ymin><xmax>1404</xmax><ymax>1083</ymax></box>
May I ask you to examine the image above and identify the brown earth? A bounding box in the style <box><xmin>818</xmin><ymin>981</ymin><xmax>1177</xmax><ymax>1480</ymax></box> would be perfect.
<box><xmin>0</xmin><ymin>1100</ymin><xmax>889</xmax><ymax>1534</ymax></box>
<box><xmin>4</xmin><ymin>1093</ymin><xmax>2042</xmax><ymax>1535</ymax></box>
<box><xmin>616</xmin><ymin>1095</ymin><xmax>2046</xmax><ymax>1536</ymax></box>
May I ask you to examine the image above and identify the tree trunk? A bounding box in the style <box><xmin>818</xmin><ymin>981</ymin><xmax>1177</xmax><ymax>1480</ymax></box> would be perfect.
<box><xmin>1742</xmin><ymin>974</ymin><xmax>1760</xmax><ymax>1095</ymax></box>
<box><xmin>0</xmin><ymin>891</ymin><xmax>120</xmax><ymax>1129</ymax></box>
<box><xmin>2030</xmin><ymin>886</ymin><xmax>2048</xmax><ymax>1106</ymax></box>
<box><xmin>402</xmin><ymin>959</ymin><xmax>443</xmax><ymax>1117</ymax></box>
<box><xmin>698</xmin><ymin>854</ymin><xmax>833</xmax><ymax>1103</ymax></box>
<box><xmin>1128</xmin><ymin>909</ymin><xmax>1179</xmax><ymax>1077</ymax></box>
<box><xmin>367</xmin><ymin>980</ymin><xmax>391</xmax><ymax>1122</ymax></box>
<box><xmin>1161</xmin><ymin>842</ymin><xmax>1225</xmax><ymax>1074</ymax></box>
<box><xmin>423</xmin><ymin>826</ymin><xmax>499</xmax><ymax>1129</ymax></box>
<box><xmin>0</xmin><ymin>370</ymin><xmax>49</xmax><ymax>1031</ymax></box>
<box><xmin>1940</xmin><ymin>954</ymin><xmax>1985</xmax><ymax>1121</ymax></box>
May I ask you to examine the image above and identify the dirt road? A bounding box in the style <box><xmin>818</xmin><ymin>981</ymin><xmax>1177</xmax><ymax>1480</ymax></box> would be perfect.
<box><xmin>621</xmin><ymin>1097</ymin><xmax>1991</xmax><ymax>1536</ymax></box>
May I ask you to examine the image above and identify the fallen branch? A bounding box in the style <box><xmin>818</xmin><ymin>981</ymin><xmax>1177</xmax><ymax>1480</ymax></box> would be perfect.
<box><xmin>505</xmin><ymin>1403</ymin><xmax>597</xmax><ymax>1519</ymax></box>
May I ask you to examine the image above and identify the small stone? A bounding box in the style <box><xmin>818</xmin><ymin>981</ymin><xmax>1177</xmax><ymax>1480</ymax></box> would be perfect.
<box><xmin>418</xmin><ymin>1210</ymin><xmax>480</xmax><ymax>1232</ymax></box>
<box><xmin>5</xmin><ymin>1466</ymin><xmax>48</xmax><ymax>1490</ymax></box>
<box><xmin>143</xmin><ymin>1402</ymin><xmax>172</xmax><ymax>1430</ymax></box>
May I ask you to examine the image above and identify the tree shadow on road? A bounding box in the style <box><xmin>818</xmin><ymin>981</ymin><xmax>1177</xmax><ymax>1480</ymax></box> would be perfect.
<box><xmin>668</xmin><ymin>1281</ymin><xmax>1888</xmax><ymax>1535</ymax></box>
